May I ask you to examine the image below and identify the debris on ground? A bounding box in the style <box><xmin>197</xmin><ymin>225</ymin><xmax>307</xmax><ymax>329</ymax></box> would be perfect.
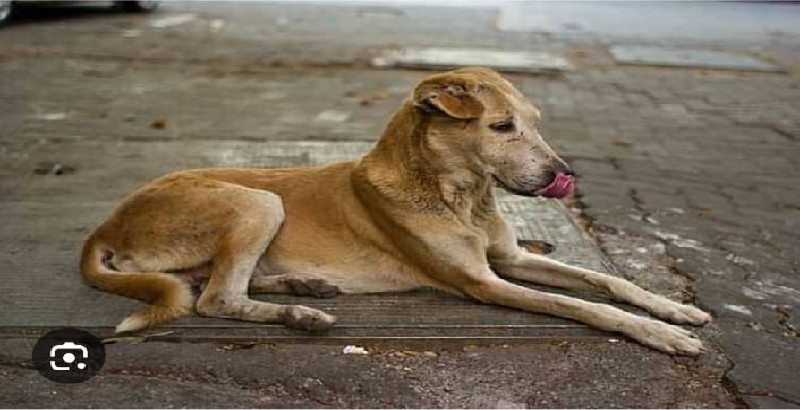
<box><xmin>342</xmin><ymin>345</ymin><xmax>369</xmax><ymax>355</ymax></box>
<box><xmin>148</xmin><ymin>14</ymin><xmax>197</xmax><ymax>29</ymax></box>
<box><xmin>518</xmin><ymin>239</ymin><xmax>555</xmax><ymax>255</ymax></box>
<box><xmin>358</xmin><ymin>90</ymin><xmax>389</xmax><ymax>106</ymax></box>
<box><xmin>314</xmin><ymin>110</ymin><xmax>351</xmax><ymax>123</ymax></box>
<box><xmin>34</xmin><ymin>112</ymin><xmax>67</xmax><ymax>121</ymax></box>
<box><xmin>209</xmin><ymin>19</ymin><xmax>225</xmax><ymax>32</ymax></box>
<box><xmin>216</xmin><ymin>342</ymin><xmax>257</xmax><ymax>352</ymax></box>
<box><xmin>33</xmin><ymin>162</ymin><xmax>74</xmax><ymax>176</ymax></box>
<box><xmin>150</xmin><ymin>118</ymin><xmax>168</xmax><ymax>129</ymax></box>
<box><xmin>102</xmin><ymin>331</ymin><xmax>175</xmax><ymax>344</ymax></box>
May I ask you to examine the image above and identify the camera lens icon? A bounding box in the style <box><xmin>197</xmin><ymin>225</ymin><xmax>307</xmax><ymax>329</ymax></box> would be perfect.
<box><xmin>33</xmin><ymin>328</ymin><xmax>105</xmax><ymax>384</ymax></box>
<box><xmin>50</xmin><ymin>342</ymin><xmax>89</xmax><ymax>371</ymax></box>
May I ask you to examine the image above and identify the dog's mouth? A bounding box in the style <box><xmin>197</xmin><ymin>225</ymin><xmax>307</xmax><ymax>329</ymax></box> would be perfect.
<box><xmin>533</xmin><ymin>173</ymin><xmax>575</xmax><ymax>198</ymax></box>
<box><xmin>494</xmin><ymin>173</ymin><xmax>576</xmax><ymax>199</ymax></box>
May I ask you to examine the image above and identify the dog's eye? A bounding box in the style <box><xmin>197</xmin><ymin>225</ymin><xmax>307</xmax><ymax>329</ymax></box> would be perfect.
<box><xmin>490</xmin><ymin>121</ymin><xmax>515</xmax><ymax>133</ymax></box>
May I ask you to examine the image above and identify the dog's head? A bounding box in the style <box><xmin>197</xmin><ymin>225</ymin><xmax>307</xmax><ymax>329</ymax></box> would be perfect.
<box><xmin>410</xmin><ymin>67</ymin><xmax>574</xmax><ymax>198</ymax></box>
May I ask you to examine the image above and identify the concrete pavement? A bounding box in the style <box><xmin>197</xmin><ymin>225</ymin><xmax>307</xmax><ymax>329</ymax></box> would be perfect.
<box><xmin>1</xmin><ymin>1</ymin><xmax>798</xmax><ymax>407</ymax></box>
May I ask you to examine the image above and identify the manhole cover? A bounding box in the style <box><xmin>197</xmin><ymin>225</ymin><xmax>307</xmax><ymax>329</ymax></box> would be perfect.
<box><xmin>610</xmin><ymin>46</ymin><xmax>782</xmax><ymax>72</ymax></box>
<box><xmin>373</xmin><ymin>47</ymin><xmax>572</xmax><ymax>73</ymax></box>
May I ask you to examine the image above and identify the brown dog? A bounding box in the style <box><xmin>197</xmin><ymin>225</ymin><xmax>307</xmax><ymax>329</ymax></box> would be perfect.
<box><xmin>81</xmin><ymin>67</ymin><xmax>710</xmax><ymax>355</ymax></box>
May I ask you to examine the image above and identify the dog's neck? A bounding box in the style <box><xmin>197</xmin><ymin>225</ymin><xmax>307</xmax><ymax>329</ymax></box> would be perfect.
<box><xmin>356</xmin><ymin>103</ymin><xmax>497</xmax><ymax>221</ymax></box>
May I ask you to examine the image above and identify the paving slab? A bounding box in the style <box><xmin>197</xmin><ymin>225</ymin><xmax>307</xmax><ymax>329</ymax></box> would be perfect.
<box><xmin>372</xmin><ymin>47</ymin><xmax>572</xmax><ymax>73</ymax></box>
<box><xmin>0</xmin><ymin>140</ymin><xmax>615</xmax><ymax>342</ymax></box>
<box><xmin>495</xmin><ymin>2</ymin><xmax>800</xmax><ymax>45</ymax></box>
<box><xmin>610</xmin><ymin>45</ymin><xmax>783</xmax><ymax>72</ymax></box>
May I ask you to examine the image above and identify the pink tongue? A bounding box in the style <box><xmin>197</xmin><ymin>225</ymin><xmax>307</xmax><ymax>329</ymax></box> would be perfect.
<box><xmin>537</xmin><ymin>173</ymin><xmax>575</xmax><ymax>198</ymax></box>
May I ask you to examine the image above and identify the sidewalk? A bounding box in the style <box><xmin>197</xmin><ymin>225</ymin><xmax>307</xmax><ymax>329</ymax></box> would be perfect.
<box><xmin>0</xmin><ymin>2</ymin><xmax>797</xmax><ymax>407</ymax></box>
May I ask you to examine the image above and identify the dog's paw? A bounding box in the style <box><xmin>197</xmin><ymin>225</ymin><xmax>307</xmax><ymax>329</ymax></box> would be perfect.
<box><xmin>284</xmin><ymin>305</ymin><xmax>337</xmax><ymax>331</ymax></box>
<box><xmin>652</xmin><ymin>302</ymin><xmax>712</xmax><ymax>326</ymax></box>
<box><xmin>287</xmin><ymin>278</ymin><xmax>340</xmax><ymax>299</ymax></box>
<box><xmin>628</xmin><ymin>317</ymin><xmax>704</xmax><ymax>356</ymax></box>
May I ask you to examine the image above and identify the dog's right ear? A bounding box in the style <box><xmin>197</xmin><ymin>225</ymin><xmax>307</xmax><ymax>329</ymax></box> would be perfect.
<box><xmin>413</xmin><ymin>81</ymin><xmax>484</xmax><ymax>120</ymax></box>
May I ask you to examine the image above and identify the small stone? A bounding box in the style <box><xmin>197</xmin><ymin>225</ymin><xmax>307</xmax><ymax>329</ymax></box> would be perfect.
<box><xmin>747</xmin><ymin>322</ymin><xmax>764</xmax><ymax>331</ymax></box>
<box><xmin>150</xmin><ymin>118</ymin><xmax>167</xmax><ymax>129</ymax></box>
<box><xmin>643</xmin><ymin>216</ymin><xmax>660</xmax><ymax>225</ymax></box>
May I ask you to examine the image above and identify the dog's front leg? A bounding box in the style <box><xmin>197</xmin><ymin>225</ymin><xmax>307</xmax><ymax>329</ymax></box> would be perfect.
<box><xmin>461</xmin><ymin>274</ymin><xmax>704</xmax><ymax>355</ymax></box>
<box><xmin>491</xmin><ymin>251</ymin><xmax>711</xmax><ymax>326</ymax></box>
<box><xmin>485</xmin><ymin>221</ymin><xmax>710</xmax><ymax>326</ymax></box>
<box><xmin>415</xmin><ymin>226</ymin><xmax>703</xmax><ymax>354</ymax></box>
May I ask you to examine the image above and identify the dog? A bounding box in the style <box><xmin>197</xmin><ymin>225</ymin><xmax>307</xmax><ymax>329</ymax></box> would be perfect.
<box><xmin>80</xmin><ymin>67</ymin><xmax>710</xmax><ymax>355</ymax></box>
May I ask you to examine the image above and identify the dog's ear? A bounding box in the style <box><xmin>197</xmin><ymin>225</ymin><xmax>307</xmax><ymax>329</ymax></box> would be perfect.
<box><xmin>413</xmin><ymin>82</ymin><xmax>484</xmax><ymax>120</ymax></box>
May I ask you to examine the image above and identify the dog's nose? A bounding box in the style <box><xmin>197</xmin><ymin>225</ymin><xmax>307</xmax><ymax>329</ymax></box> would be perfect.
<box><xmin>551</xmin><ymin>160</ymin><xmax>574</xmax><ymax>176</ymax></box>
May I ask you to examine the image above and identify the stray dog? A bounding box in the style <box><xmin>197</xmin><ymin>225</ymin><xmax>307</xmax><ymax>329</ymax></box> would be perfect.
<box><xmin>81</xmin><ymin>67</ymin><xmax>710</xmax><ymax>355</ymax></box>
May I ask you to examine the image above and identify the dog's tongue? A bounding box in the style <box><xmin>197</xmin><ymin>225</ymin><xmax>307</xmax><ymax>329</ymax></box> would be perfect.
<box><xmin>536</xmin><ymin>173</ymin><xmax>575</xmax><ymax>198</ymax></box>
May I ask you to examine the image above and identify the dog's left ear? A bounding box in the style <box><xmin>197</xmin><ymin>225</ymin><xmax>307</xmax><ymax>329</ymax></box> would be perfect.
<box><xmin>413</xmin><ymin>82</ymin><xmax>484</xmax><ymax>120</ymax></box>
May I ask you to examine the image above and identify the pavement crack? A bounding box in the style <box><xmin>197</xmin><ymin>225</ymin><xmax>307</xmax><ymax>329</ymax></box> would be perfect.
<box><xmin>719</xmin><ymin>356</ymin><xmax>750</xmax><ymax>408</ymax></box>
<box><xmin>0</xmin><ymin>359</ymin><xmax>35</xmax><ymax>371</ymax></box>
<box><xmin>628</xmin><ymin>187</ymin><xmax>659</xmax><ymax>225</ymax></box>
<box><xmin>608</xmin><ymin>156</ymin><xmax>621</xmax><ymax>171</ymax></box>
<box><xmin>775</xmin><ymin>306</ymin><xmax>798</xmax><ymax>337</ymax></box>
<box><xmin>768</xmin><ymin>125</ymin><xmax>796</xmax><ymax>141</ymax></box>
<box><xmin>0</xmin><ymin>47</ymin><xmax>373</xmax><ymax>71</ymax></box>
<box><xmin>100</xmin><ymin>367</ymin><xmax>221</xmax><ymax>385</ymax></box>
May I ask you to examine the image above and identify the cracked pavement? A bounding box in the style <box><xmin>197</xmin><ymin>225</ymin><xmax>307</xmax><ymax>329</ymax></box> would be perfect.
<box><xmin>1</xmin><ymin>1</ymin><xmax>798</xmax><ymax>408</ymax></box>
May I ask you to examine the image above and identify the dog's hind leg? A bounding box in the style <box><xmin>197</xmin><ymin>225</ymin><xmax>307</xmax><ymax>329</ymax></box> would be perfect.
<box><xmin>84</xmin><ymin>174</ymin><xmax>335</xmax><ymax>332</ymax></box>
<box><xmin>195</xmin><ymin>190</ymin><xmax>336</xmax><ymax>331</ymax></box>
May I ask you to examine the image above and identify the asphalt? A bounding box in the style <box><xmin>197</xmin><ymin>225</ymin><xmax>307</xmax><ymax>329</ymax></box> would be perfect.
<box><xmin>0</xmin><ymin>339</ymin><xmax>735</xmax><ymax>408</ymax></box>
<box><xmin>1</xmin><ymin>1</ymin><xmax>798</xmax><ymax>408</ymax></box>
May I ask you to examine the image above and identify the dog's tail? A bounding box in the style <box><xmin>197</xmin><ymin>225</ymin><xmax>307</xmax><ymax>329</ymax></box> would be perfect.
<box><xmin>80</xmin><ymin>235</ymin><xmax>193</xmax><ymax>334</ymax></box>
